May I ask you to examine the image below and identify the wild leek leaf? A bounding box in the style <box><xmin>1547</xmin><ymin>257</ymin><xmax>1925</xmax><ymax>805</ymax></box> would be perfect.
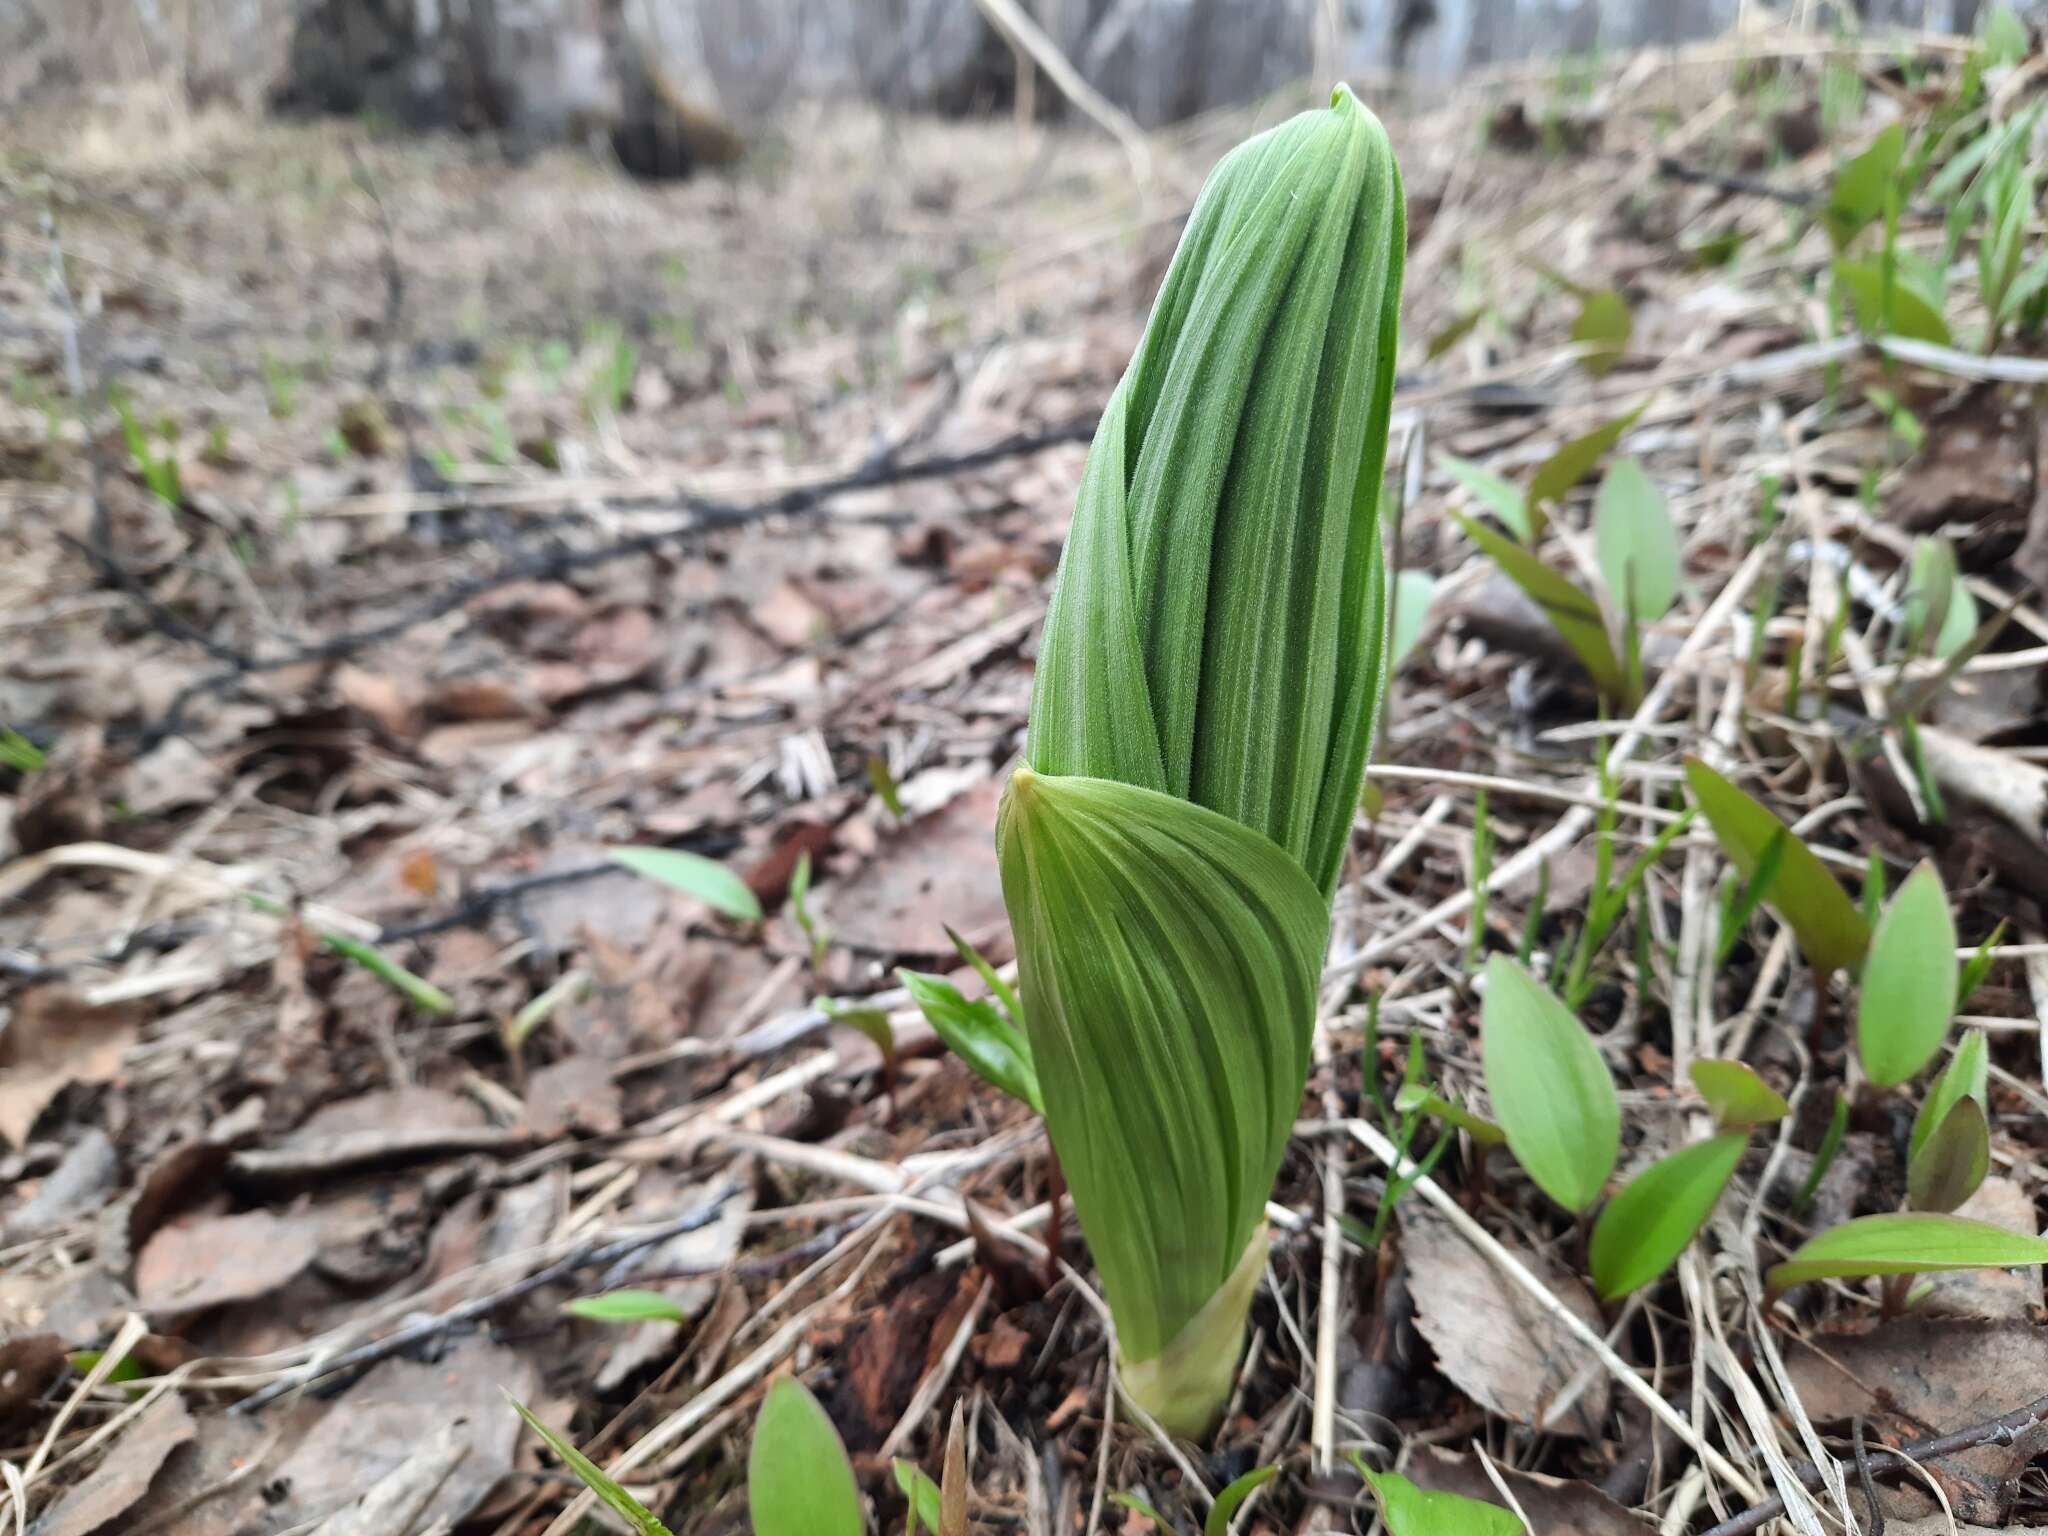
<box><xmin>1454</xmin><ymin>513</ymin><xmax>1629</xmax><ymax>701</ymax></box>
<box><xmin>1907</xmin><ymin>1097</ymin><xmax>1990</xmax><ymax>1214</ymax></box>
<box><xmin>1682</xmin><ymin>758</ymin><xmax>1869</xmax><ymax>975</ymax></box>
<box><xmin>1767</xmin><ymin>1212</ymin><xmax>2048</xmax><ymax>1298</ymax></box>
<box><xmin>1437</xmin><ymin>453</ymin><xmax>1531</xmax><ymax>542</ymax></box>
<box><xmin>1480</xmin><ymin>955</ymin><xmax>1620</xmax><ymax>1213</ymax></box>
<box><xmin>1571</xmin><ymin>289</ymin><xmax>1632</xmax><ymax>377</ymax></box>
<box><xmin>1911</xmin><ymin>1029</ymin><xmax>1989</xmax><ymax>1164</ymax></box>
<box><xmin>562</xmin><ymin>1290</ymin><xmax>690</xmax><ymax>1324</ymax></box>
<box><xmin>1593</xmin><ymin>458</ymin><xmax>1679</xmax><ymax>623</ymax></box>
<box><xmin>508</xmin><ymin>1396</ymin><xmax>672</xmax><ymax>1536</ymax></box>
<box><xmin>1856</xmin><ymin>861</ymin><xmax>1958</xmax><ymax>1088</ymax></box>
<box><xmin>1688</xmin><ymin>1059</ymin><xmax>1788</xmax><ymax>1130</ymax></box>
<box><xmin>749</xmin><ymin>1378</ymin><xmax>863</xmax><ymax>1536</ymax></box>
<box><xmin>1391</xmin><ymin>569</ymin><xmax>1439</xmax><ymax>671</ymax></box>
<box><xmin>1528</xmin><ymin>400</ymin><xmax>1648</xmax><ymax>524</ymax></box>
<box><xmin>1590</xmin><ymin>1132</ymin><xmax>1746</xmax><ymax>1299</ymax></box>
<box><xmin>1833</xmin><ymin>257</ymin><xmax>1953</xmax><ymax>346</ymax></box>
<box><xmin>999</xmin><ymin>773</ymin><xmax>1324</xmax><ymax>1430</ymax></box>
<box><xmin>609</xmin><ymin>845</ymin><xmax>762</xmax><ymax>922</ymax></box>
<box><xmin>1205</xmin><ymin>1466</ymin><xmax>1280</xmax><ymax>1536</ymax></box>
<box><xmin>898</xmin><ymin>968</ymin><xmax>1040</xmax><ymax>1113</ymax></box>
<box><xmin>1355</xmin><ymin>1460</ymin><xmax>1524</xmax><ymax>1536</ymax></box>
<box><xmin>1824</xmin><ymin>123</ymin><xmax>1907</xmax><ymax>249</ymax></box>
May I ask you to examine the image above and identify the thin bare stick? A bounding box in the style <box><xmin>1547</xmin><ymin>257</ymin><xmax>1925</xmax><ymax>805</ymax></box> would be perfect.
<box><xmin>967</xmin><ymin>0</ymin><xmax>1152</xmax><ymax>182</ymax></box>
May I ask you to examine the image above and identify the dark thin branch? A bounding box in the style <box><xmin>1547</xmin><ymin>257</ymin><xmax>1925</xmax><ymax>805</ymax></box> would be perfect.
<box><xmin>1656</xmin><ymin>156</ymin><xmax>1944</xmax><ymax>222</ymax></box>
<box><xmin>123</xmin><ymin>418</ymin><xmax>1096</xmax><ymax>751</ymax></box>
<box><xmin>1699</xmin><ymin>1392</ymin><xmax>2048</xmax><ymax>1536</ymax></box>
<box><xmin>232</xmin><ymin>1183</ymin><xmax>735</xmax><ymax>1415</ymax></box>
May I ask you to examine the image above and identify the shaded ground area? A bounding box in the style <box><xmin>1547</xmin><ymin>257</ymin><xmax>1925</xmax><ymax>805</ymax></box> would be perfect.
<box><xmin>7</xmin><ymin>21</ymin><xmax>2048</xmax><ymax>1536</ymax></box>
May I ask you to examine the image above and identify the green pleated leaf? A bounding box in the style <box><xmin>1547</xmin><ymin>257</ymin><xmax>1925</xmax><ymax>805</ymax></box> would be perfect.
<box><xmin>1356</xmin><ymin>1462</ymin><xmax>1525</xmax><ymax>1536</ymax></box>
<box><xmin>748</xmin><ymin>1378</ymin><xmax>863</xmax><ymax>1536</ymax></box>
<box><xmin>1688</xmin><ymin>1059</ymin><xmax>1789</xmax><ymax>1131</ymax></box>
<box><xmin>1454</xmin><ymin>513</ymin><xmax>1629</xmax><ymax>702</ymax></box>
<box><xmin>1857</xmin><ymin>861</ymin><xmax>1958</xmax><ymax>1088</ymax></box>
<box><xmin>608</xmin><ymin>846</ymin><xmax>762</xmax><ymax>922</ymax></box>
<box><xmin>1590</xmin><ymin>1133</ymin><xmax>1747</xmax><ymax>1299</ymax></box>
<box><xmin>1910</xmin><ymin>1029</ymin><xmax>1988</xmax><ymax>1164</ymax></box>
<box><xmin>1907</xmin><ymin>1097</ymin><xmax>1990</xmax><ymax>1213</ymax></box>
<box><xmin>996</xmin><ymin>769</ymin><xmax>1326</xmax><ymax>1385</ymax></box>
<box><xmin>1480</xmin><ymin>955</ymin><xmax>1620</xmax><ymax>1213</ymax></box>
<box><xmin>1438</xmin><ymin>452</ymin><xmax>1532</xmax><ymax>542</ymax></box>
<box><xmin>1767</xmin><ymin>1212</ymin><xmax>2048</xmax><ymax>1298</ymax></box>
<box><xmin>1028</xmin><ymin>85</ymin><xmax>1404</xmax><ymax>900</ymax></box>
<box><xmin>1593</xmin><ymin>458</ymin><xmax>1679</xmax><ymax>623</ymax></box>
<box><xmin>1683</xmin><ymin>758</ymin><xmax>1870</xmax><ymax>975</ymax></box>
<box><xmin>508</xmin><ymin>1397</ymin><xmax>672</xmax><ymax>1536</ymax></box>
<box><xmin>1528</xmin><ymin>400</ymin><xmax>1648</xmax><ymax>523</ymax></box>
<box><xmin>898</xmin><ymin>967</ymin><xmax>1041</xmax><ymax>1113</ymax></box>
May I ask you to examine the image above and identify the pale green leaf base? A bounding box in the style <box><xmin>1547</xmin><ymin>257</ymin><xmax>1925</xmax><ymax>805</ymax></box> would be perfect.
<box><xmin>1121</xmin><ymin>1226</ymin><xmax>1268</xmax><ymax>1441</ymax></box>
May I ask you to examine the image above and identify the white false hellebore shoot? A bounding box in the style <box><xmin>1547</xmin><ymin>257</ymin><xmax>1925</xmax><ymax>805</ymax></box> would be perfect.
<box><xmin>997</xmin><ymin>85</ymin><xmax>1405</xmax><ymax>1438</ymax></box>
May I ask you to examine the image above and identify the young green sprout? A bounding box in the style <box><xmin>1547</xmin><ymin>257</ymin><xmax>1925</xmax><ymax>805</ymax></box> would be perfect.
<box><xmin>996</xmin><ymin>84</ymin><xmax>1405</xmax><ymax>1439</ymax></box>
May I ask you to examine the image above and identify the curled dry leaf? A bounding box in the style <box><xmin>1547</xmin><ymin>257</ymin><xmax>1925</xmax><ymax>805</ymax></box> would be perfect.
<box><xmin>136</xmin><ymin>1208</ymin><xmax>323</xmax><ymax>1316</ymax></box>
<box><xmin>0</xmin><ymin>987</ymin><xmax>139</xmax><ymax>1150</ymax></box>
<box><xmin>1408</xmin><ymin>1445</ymin><xmax>1652</xmax><ymax>1533</ymax></box>
<box><xmin>35</xmin><ymin>1390</ymin><xmax>196</xmax><ymax>1536</ymax></box>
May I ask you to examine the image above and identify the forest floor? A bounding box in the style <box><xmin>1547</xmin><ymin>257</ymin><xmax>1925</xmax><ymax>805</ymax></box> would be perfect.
<box><xmin>6</xmin><ymin>20</ymin><xmax>2048</xmax><ymax>1536</ymax></box>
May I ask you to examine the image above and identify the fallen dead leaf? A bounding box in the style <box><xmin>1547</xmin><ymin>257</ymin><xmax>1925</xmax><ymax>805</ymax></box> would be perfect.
<box><xmin>1788</xmin><ymin>1317</ymin><xmax>2048</xmax><ymax>1523</ymax></box>
<box><xmin>265</xmin><ymin>1341</ymin><xmax>536</xmax><ymax>1531</ymax></box>
<box><xmin>1400</xmin><ymin>1208</ymin><xmax>1612</xmax><ymax>1435</ymax></box>
<box><xmin>136</xmin><ymin>1209</ymin><xmax>322</xmax><ymax>1316</ymax></box>
<box><xmin>1408</xmin><ymin>1445</ymin><xmax>1651</xmax><ymax>1533</ymax></box>
<box><xmin>3</xmin><ymin>1127</ymin><xmax>118</xmax><ymax>1241</ymax></box>
<box><xmin>335</xmin><ymin>665</ymin><xmax>425</xmax><ymax>740</ymax></box>
<box><xmin>0</xmin><ymin>987</ymin><xmax>139</xmax><ymax>1149</ymax></box>
<box><xmin>830</xmin><ymin>777</ymin><xmax>1007</xmax><ymax>956</ymax></box>
<box><xmin>36</xmin><ymin>1390</ymin><xmax>196</xmax><ymax>1536</ymax></box>
<box><xmin>524</xmin><ymin>1055</ymin><xmax>623</xmax><ymax>1139</ymax></box>
<box><xmin>0</xmin><ymin>1335</ymin><xmax>66</xmax><ymax>1434</ymax></box>
<box><xmin>1888</xmin><ymin>386</ymin><xmax>2035</xmax><ymax>534</ymax></box>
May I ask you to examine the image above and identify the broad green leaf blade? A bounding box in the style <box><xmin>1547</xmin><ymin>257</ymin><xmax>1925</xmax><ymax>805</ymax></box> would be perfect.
<box><xmin>1682</xmin><ymin>758</ymin><xmax>1870</xmax><ymax>974</ymax></box>
<box><xmin>1593</xmin><ymin>458</ymin><xmax>1679</xmax><ymax>623</ymax></box>
<box><xmin>894</xmin><ymin>1461</ymin><xmax>943</xmax><ymax>1536</ymax></box>
<box><xmin>562</xmin><ymin>1290</ymin><xmax>689</xmax><ymax>1324</ymax></box>
<box><xmin>608</xmin><ymin>846</ymin><xmax>762</xmax><ymax>922</ymax></box>
<box><xmin>1571</xmin><ymin>289</ymin><xmax>1631</xmax><ymax>377</ymax></box>
<box><xmin>997</xmin><ymin>769</ymin><xmax>1326</xmax><ymax>1422</ymax></box>
<box><xmin>1833</xmin><ymin>257</ymin><xmax>1953</xmax><ymax>346</ymax></box>
<box><xmin>1390</xmin><ymin>569</ymin><xmax>1438</xmax><ymax>671</ymax></box>
<box><xmin>1767</xmin><ymin>1212</ymin><xmax>2048</xmax><ymax>1297</ymax></box>
<box><xmin>899</xmin><ymin>968</ymin><xmax>1041</xmax><ymax>1113</ymax></box>
<box><xmin>1856</xmin><ymin>861</ymin><xmax>1958</xmax><ymax>1087</ymax></box>
<box><xmin>821</xmin><ymin>999</ymin><xmax>896</xmax><ymax>1061</ymax></box>
<box><xmin>1825</xmin><ymin>123</ymin><xmax>1906</xmax><ymax>249</ymax></box>
<box><xmin>1480</xmin><ymin>955</ymin><xmax>1620</xmax><ymax>1213</ymax></box>
<box><xmin>1911</xmin><ymin>1030</ymin><xmax>1989</xmax><ymax>1163</ymax></box>
<box><xmin>508</xmin><ymin>1396</ymin><xmax>673</xmax><ymax>1536</ymax></box>
<box><xmin>749</xmin><ymin>1378</ymin><xmax>862</xmax><ymax>1536</ymax></box>
<box><xmin>1454</xmin><ymin>514</ymin><xmax>1629</xmax><ymax>701</ymax></box>
<box><xmin>1907</xmin><ymin>1097</ymin><xmax>1990</xmax><ymax>1213</ymax></box>
<box><xmin>1205</xmin><ymin>1466</ymin><xmax>1280</xmax><ymax>1536</ymax></box>
<box><xmin>1438</xmin><ymin>452</ymin><xmax>1531</xmax><ymax>542</ymax></box>
<box><xmin>1936</xmin><ymin>582</ymin><xmax>1979</xmax><ymax>660</ymax></box>
<box><xmin>1528</xmin><ymin>400</ymin><xmax>1649</xmax><ymax>519</ymax></box>
<box><xmin>1907</xmin><ymin>537</ymin><xmax>1957</xmax><ymax>653</ymax></box>
<box><xmin>1356</xmin><ymin>1462</ymin><xmax>1525</xmax><ymax>1536</ymax></box>
<box><xmin>1589</xmin><ymin>1133</ymin><xmax>1746</xmax><ymax>1299</ymax></box>
<box><xmin>1393</xmin><ymin>1083</ymin><xmax>1507</xmax><ymax>1146</ymax></box>
<box><xmin>1688</xmin><ymin>1059</ymin><xmax>1789</xmax><ymax>1130</ymax></box>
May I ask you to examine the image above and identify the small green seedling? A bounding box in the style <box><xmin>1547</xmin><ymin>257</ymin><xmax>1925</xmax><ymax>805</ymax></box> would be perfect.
<box><xmin>1455</xmin><ymin>514</ymin><xmax>1629</xmax><ymax>702</ymax></box>
<box><xmin>1823</xmin><ymin>124</ymin><xmax>1906</xmax><ymax>252</ymax></box>
<box><xmin>749</xmin><ymin>1377</ymin><xmax>864</xmax><ymax>1536</ymax></box>
<box><xmin>113</xmin><ymin>392</ymin><xmax>182</xmax><ymax>508</ymax></box>
<box><xmin>1354</xmin><ymin>1457</ymin><xmax>1524</xmax><ymax>1536</ymax></box>
<box><xmin>508</xmin><ymin>1397</ymin><xmax>672</xmax><ymax>1535</ymax></box>
<box><xmin>1792</xmin><ymin>1091</ymin><xmax>1852</xmax><ymax>1217</ymax></box>
<box><xmin>790</xmin><ymin>850</ymin><xmax>829</xmax><ymax>975</ymax></box>
<box><xmin>1904</xmin><ymin>538</ymin><xmax>1977</xmax><ymax>659</ymax></box>
<box><xmin>1715</xmin><ymin>827</ymin><xmax>1788</xmax><ymax>969</ymax></box>
<box><xmin>1480</xmin><ymin>954</ymin><xmax>1619</xmax><ymax>1214</ymax></box>
<box><xmin>1111</xmin><ymin>1466</ymin><xmax>1278</xmax><ymax>1536</ymax></box>
<box><xmin>898</xmin><ymin>961</ymin><xmax>1041</xmax><ymax>1114</ymax></box>
<box><xmin>1684</xmin><ymin>758</ymin><xmax>1870</xmax><ymax>977</ymax></box>
<box><xmin>1767</xmin><ymin>1212</ymin><xmax>2048</xmax><ymax>1301</ymax></box>
<box><xmin>1856</xmin><ymin>862</ymin><xmax>1957</xmax><ymax>1088</ymax></box>
<box><xmin>867</xmin><ymin>755</ymin><xmax>906</xmax><ymax>817</ymax></box>
<box><xmin>1689</xmin><ymin>1058</ymin><xmax>1790</xmax><ymax>1129</ymax></box>
<box><xmin>1438</xmin><ymin>453</ymin><xmax>1531</xmax><ymax>541</ymax></box>
<box><xmin>608</xmin><ymin>845</ymin><xmax>762</xmax><ymax>922</ymax></box>
<box><xmin>894</xmin><ymin>1461</ymin><xmax>943</xmax><ymax>1536</ymax></box>
<box><xmin>1911</xmin><ymin>1029</ymin><xmax>1989</xmax><ymax>1165</ymax></box>
<box><xmin>241</xmin><ymin>893</ymin><xmax>454</xmax><ymax>1015</ymax></box>
<box><xmin>0</xmin><ymin>727</ymin><xmax>47</xmax><ymax>774</ymax></box>
<box><xmin>1958</xmin><ymin>924</ymin><xmax>2005</xmax><ymax>1009</ymax></box>
<box><xmin>563</xmin><ymin>1290</ymin><xmax>690</xmax><ymax>1324</ymax></box>
<box><xmin>1425</xmin><ymin>307</ymin><xmax>1486</xmax><ymax>361</ymax></box>
<box><xmin>1389</xmin><ymin>569</ymin><xmax>1438</xmax><ymax>672</ymax></box>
